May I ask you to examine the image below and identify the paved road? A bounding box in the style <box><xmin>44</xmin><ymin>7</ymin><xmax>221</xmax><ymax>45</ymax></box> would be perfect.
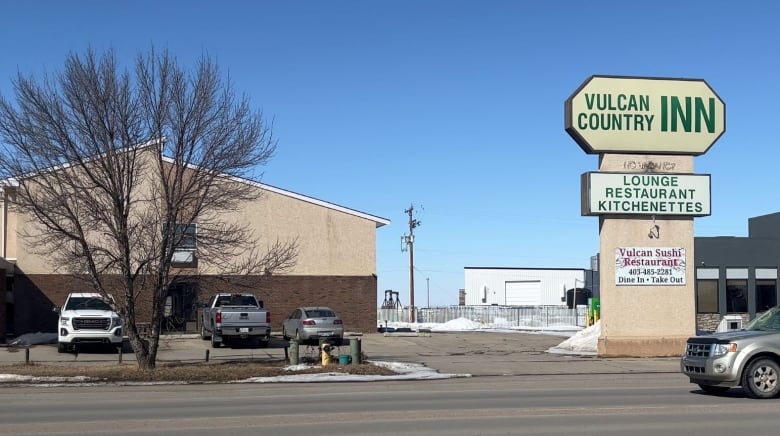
<box><xmin>3</xmin><ymin>374</ymin><xmax>780</xmax><ymax>435</ymax></box>
<box><xmin>4</xmin><ymin>331</ymin><xmax>773</xmax><ymax>436</ymax></box>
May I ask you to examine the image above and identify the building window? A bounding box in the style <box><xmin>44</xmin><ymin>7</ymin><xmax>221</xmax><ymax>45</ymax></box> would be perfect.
<box><xmin>696</xmin><ymin>279</ymin><xmax>718</xmax><ymax>313</ymax></box>
<box><xmin>756</xmin><ymin>279</ymin><xmax>777</xmax><ymax>312</ymax></box>
<box><xmin>726</xmin><ymin>279</ymin><xmax>748</xmax><ymax>313</ymax></box>
<box><xmin>163</xmin><ymin>223</ymin><xmax>197</xmax><ymax>249</ymax></box>
<box><xmin>175</xmin><ymin>223</ymin><xmax>197</xmax><ymax>250</ymax></box>
<box><xmin>167</xmin><ymin>223</ymin><xmax>197</xmax><ymax>265</ymax></box>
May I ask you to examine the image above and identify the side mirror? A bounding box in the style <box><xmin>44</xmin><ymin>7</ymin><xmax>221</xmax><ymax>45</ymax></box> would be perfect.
<box><xmin>52</xmin><ymin>306</ymin><xmax>60</xmax><ymax>313</ymax></box>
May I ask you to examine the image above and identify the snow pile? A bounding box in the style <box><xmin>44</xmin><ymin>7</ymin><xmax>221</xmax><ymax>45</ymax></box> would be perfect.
<box><xmin>8</xmin><ymin>332</ymin><xmax>57</xmax><ymax>346</ymax></box>
<box><xmin>234</xmin><ymin>361</ymin><xmax>469</xmax><ymax>383</ymax></box>
<box><xmin>0</xmin><ymin>374</ymin><xmax>94</xmax><ymax>383</ymax></box>
<box><xmin>547</xmin><ymin>321</ymin><xmax>599</xmax><ymax>355</ymax></box>
<box><xmin>430</xmin><ymin>317</ymin><xmax>483</xmax><ymax>331</ymax></box>
<box><xmin>491</xmin><ymin>317</ymin><xmax>511</xmax><ymax>328</ymax></box>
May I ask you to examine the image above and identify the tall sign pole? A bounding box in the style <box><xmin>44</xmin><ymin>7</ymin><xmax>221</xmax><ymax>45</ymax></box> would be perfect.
<box><xmin>565</xmin><ymin>75</ymin><xmax>725</xmax><ymax>357</ymax></box>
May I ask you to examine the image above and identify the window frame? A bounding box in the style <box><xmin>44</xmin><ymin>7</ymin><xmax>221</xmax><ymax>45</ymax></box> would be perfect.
<box><xmin>695</xmin><ymin>278</ymin><xmax>719</xmax><ymax>314</ymax></box>
<box><xmin>175</xmin><ymin>223</ymin><xmax>197</xmax><ymax>250</ymax></box>
<box><xmin>726</xmin><ymin>278</ymin><xmax>748</xmax><ymax>313</ymax></box>
<box><xmin>756</xmin><ymin>279</ymin><xmax>777</xmax><ymax>312</ymax></box>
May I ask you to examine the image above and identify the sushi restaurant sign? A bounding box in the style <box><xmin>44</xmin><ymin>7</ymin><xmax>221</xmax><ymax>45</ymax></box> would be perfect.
<box><xmin>615</xmin><ymin>247</ymin><xmax>686</xmax><ymax>286</ymax></box>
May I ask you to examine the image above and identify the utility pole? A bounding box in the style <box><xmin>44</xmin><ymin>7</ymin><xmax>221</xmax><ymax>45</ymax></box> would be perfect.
<box><xmin>401</xmin><ymin>204</ymin><xmax>421</xmax><ymax>323</ymax></box>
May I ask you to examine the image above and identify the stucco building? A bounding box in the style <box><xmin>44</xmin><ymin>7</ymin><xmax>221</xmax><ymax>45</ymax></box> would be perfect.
<box><xmin>0</xmin><ymin>153</ymin><xmax>389</xmax><ymax>340</ymax></box>
<box><xmin>463</xmin><ymin>267</ymin><xmax>597</xmax><ymax>307</ymax></box>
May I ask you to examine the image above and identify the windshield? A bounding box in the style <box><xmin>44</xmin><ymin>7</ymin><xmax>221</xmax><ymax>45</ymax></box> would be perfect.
<box><xmin>305</xmin><ymin>309</ymin><xmax>336</xmax><ymax>318</ymax></box>
<box><xmin>65</xmin><ymin>297</ymin><xmax>113</xmax><ymax>311</ymax></box>
<box><xmin>744</xmin><ymin>306</ymin><xmax>780</xmax><ymax>331</ymax></box>
<box><xmin>215</xmin><ymin>295</ymin><xmax>258</xmax><ymax>307</ymax></box>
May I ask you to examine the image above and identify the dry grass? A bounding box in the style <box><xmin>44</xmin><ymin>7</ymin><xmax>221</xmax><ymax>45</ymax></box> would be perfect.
<box><xmin>0</xmin><ymin>359</ymin><xmax>398</xmax><ymax>383</ymax></box>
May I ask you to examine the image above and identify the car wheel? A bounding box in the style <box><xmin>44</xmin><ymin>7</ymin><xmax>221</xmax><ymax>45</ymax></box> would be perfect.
<box><xmin>57</xmin><ymin>343</ymin><xmax>67</xmax><ymax>353</ymax></box>
<box><xmin>295</xmin><ymin>329</ymin><xmax>303</xmax><ymax>343</ymax></box>
<box><xmin>259</xmin><ymin>339</ymin><xmax>270</xmax><ymax>348</ymax></box>
<box><xmin>211</xmin><ymin>334</ymin><xmax>221</xmax><ymax>349</ymax></box>
<box><xmin>200</xmin><ymin>323</ymin><xmax>210</xmax><ymax>340</ymax></box>
<box><xmin>282</xmin><ymin>327</ymin><xmax>289</xmax><ymax>340</ymax></box>
<box><xmin>742</xmin><ymin>357</ymin><xmax>780</xmax><ymax>399</ymax></box>
<box><xmin>698</xmin><ymin>384</ymin><xmax>730</xmax><ymax>395</ymax></box>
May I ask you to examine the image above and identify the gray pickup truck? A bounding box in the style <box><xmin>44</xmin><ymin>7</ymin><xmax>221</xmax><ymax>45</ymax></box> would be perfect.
<box><xmin>200</xmin><ymin>293</ymin><xmax>271</xmax><ymax>348</ymax></box>
<box><xmin>681</xmin><ymin>306</ymin><xmax>780</xmax><ymax>399</ymax></box>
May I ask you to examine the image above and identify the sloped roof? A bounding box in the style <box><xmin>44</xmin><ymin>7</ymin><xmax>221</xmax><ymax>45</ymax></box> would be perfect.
<box><xmin>252</xmin><ymin>181</ymin><xmax>390</xmax><ymax>228</ymax></box>
<box><xmin>159</xmin><ymin>156</ymin><xmax>390</xmax><ymax>228</ymax></box>
<box><xmin>2</xmin><ymin>139</ymin><xmax>390</xmax><ymax>228</ymax></box>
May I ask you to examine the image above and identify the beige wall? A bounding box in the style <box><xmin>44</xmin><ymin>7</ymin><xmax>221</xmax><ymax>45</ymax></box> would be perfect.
<box><xmin>200</xmin><ymin>186</ymin><xmax>379</xmax><ymax>276</ymax></box>
<box><xmin>0</xmin><ymin>187</ymin><xmax>18</xmax><ymax>261</ymax></box>
<box><xmin>597</xmin><ymin>154</ymin><xmax>697</xmax><ymax>357</ymax></box>
<box><xmin>3</xmin><ymin>150</ymin><xmax>387</xmax><ymax>336</ymax></box>
<box><xmin>7</xmin><ymin>151</ymin><xmax>383</xmax><ymax>277</ymax></box>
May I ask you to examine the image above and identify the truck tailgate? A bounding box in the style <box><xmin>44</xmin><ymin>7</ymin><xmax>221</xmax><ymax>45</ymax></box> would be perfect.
<box><xmin>220</xmin><ymin>309</ymin><xmax>268</xmax><ymax>327</ymax></box>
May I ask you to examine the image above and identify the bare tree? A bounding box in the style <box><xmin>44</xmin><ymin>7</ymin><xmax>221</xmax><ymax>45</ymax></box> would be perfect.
<box><xmin>0</xmin><ymin>48</ymin><xmax>298</xmax><ymax>370</ymax></box>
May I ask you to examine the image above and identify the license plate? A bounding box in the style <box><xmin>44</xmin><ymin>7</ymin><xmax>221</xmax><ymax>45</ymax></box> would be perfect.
<box><xmin>320</xmin><ymin>331</ymin><xmax>333</xmax><ymax>336</ymax></box>
<box><xmin>239</xmin><ymin>327</ymin><xmax>249</xmax><ymax>333</ymax></box>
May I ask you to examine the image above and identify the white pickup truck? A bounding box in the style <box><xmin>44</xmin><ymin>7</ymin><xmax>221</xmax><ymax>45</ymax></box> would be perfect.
<box><xmin>55</xmin><ymin>292</ymin><xmax>123</xmax><ymax>353</ymax></box>
<box><xmin>200</xmin><ymin>293</ymin><xmax>271</xmax><ymax>348</ymax></box>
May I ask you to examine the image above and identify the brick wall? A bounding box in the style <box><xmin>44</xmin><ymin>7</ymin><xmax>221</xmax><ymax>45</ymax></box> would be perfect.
<box><xmin>12</xmin><ymin>274</ymin><xmax>90</xmax><ymax>335</ymax></box>
<box><xmin>264</xmin><ymin>275</ymin><xmax>377</xmax><ymax>334</ymax></box>
<box><xmin>0</xmin><ymin>270</ymin><xmax>5</xmax><ymax>342</ymax></box>
<box><xmin>12</xmin><ymin>273</ymin><xmax>378</xmax><ymax>335</ymax></box>
<box><xmin>696</xmin><ymin>312</ymin><xmax>751</xmax><ymax>333</ymax></box>
<box><xmin>696</xmin><ymin>313</ymin><xmax>721</xmax><ymax>333</ymax></box>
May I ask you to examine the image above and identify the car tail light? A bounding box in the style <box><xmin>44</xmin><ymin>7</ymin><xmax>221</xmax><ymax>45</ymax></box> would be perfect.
<box><xmin>215</xmin><ymin>311</ymin><xmax>222</xmax><ymax>324</ymax></box>
<box><xmin>266</xmin><ymin>312</ymin><xmax>271</xmax><ymax>323</ymax></box>
<box><xmin>303</xmin><ymin>320</ymin><xmax>316</xmax><ymax>326</ymax></box>
<box><xmin>334</xmin><ymin>319</ymin><xmax>343</xmax><ymax>325</ymax></box>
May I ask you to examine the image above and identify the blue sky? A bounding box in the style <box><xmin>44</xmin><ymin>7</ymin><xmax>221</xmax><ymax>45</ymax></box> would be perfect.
<box><xmin>1</xmin><ymin>1</ymin><xmax>779</xmax><ymax>307</ymax></box>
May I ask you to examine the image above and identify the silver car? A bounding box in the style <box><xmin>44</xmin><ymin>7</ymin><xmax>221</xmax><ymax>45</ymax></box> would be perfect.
<box><xmin>282</xmin><ymin>306</ymin><xmax>344</xmax><ymax>344</ymax></box>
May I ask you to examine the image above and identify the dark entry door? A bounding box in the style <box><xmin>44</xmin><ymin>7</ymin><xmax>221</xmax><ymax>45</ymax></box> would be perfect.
<box><xmin>164</xmin><ymin>282</ymin><xmax>198</xmax><ymax>332</ymax></box>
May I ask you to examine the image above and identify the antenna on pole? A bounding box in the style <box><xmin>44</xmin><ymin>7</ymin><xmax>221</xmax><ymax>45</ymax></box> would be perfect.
<box><xmin>401</xmin><ymin>204</ymin><xmax>421</xmax><ymax>323</ymax></box>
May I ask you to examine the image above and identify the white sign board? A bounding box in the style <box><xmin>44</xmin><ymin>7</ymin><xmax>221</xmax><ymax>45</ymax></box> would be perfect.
<box><xmin>565</xmin><ymin>75</ymin><xmax>725</xmax><ymax>155</ymax></box>
<box><xmin>615</xmin><ymin>247</ymin><xmax>686</xmax><ymax>286</ymax></box>
<box><xmin>582</xmin><ymin>172</ymin><xmax>711</xmax><ymax>216</ymax></box>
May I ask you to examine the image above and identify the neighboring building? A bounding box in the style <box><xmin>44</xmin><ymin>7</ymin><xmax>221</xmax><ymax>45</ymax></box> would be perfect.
<box><xmin>0</xmin><ymin>151</ymin><xmax>389</xmax><ymax>339</ymax></box>
<box><xmin>695</xmin><ymin>212</ymin><xmax>780</xmax><ymax>332</ymax></box>
<box><xmin>463</xmin><ymin>267</ymin><xmax>597</xmax><ymax>306</ymax></box>
<box><xmin>459</xmin><ymin>211</ymin><xmax>780</xmax><ymax>333</ymax></box>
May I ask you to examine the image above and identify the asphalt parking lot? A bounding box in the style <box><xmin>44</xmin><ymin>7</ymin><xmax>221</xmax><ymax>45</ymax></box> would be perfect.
<box><xmin>0</xmin><ymin>331</ymin><xmax>681</xmax><ymax>376</ymax></box>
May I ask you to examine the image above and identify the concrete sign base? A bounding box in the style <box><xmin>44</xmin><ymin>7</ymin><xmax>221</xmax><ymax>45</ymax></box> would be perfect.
<box><xmin>596</xmin><ymin>154</ymin><xmax>697</xmax><ymax>357</ymax></box>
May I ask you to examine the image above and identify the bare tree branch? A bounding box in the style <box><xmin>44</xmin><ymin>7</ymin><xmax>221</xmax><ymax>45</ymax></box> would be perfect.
<box><xmin>0</xmin><ymin>48</ymin><xmax>297</xmax><ymax>370</ymax></box>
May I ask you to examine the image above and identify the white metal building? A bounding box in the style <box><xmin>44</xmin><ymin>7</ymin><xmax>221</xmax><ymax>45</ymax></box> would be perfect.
<box><xmin>464</xmin><ymin>267</ymin><xmax>588</xmax><ymax>306</ymax></box>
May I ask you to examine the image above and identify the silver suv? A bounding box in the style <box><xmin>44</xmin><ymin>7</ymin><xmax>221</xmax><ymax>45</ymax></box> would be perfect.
<box><xmin>681</xmin><ymin>306</ymin><xmax>780</xmax><ymax>399</ymax></box>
